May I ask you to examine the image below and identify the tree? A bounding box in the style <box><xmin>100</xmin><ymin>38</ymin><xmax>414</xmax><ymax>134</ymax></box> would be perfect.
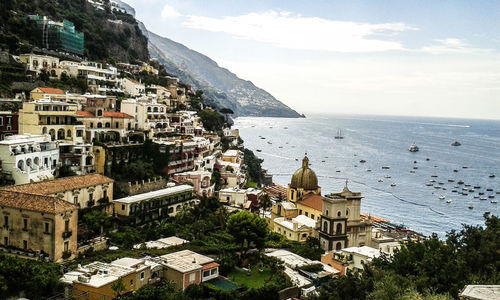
<box><xmin>226</xmin><ymin>211</ymin><xmax>268</xmax><ymax>259</ymax></box>
<box><xmin>259</xmin><ymin>193</ymin><xmax>272</xmax><ymax>218</ymax></box>
<box><xmin>219</xmin><ymin>107</ymin><xmax>234</xmax><ymax>123</ymax></box>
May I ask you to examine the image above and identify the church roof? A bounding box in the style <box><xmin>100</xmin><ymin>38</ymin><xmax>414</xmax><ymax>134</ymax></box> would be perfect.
<box><xmin>290</xmin><ymin>156</ymin><xmax>318</xmax><ymax>190</ymax></box>
<box><xmin>297</xmin><ymin>194</ymin><xmax>323</xmax><ymax>212</ymax></box>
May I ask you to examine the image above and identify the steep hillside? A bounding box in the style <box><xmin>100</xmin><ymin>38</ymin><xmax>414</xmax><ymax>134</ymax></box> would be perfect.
<box><xmin>147</xmin><ymin>31</ymin><xmax>301</xmax><ymax>117</ymax></box>
<box><xmin>0</xmin><ymin>0</ymin><xmax>148</xmax><ymax>63</ymax></box>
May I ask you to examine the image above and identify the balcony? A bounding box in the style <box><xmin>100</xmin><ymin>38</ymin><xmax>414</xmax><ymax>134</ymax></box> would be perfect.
<box><xmin>62</xmin><ymin>231</ymin><xmax>72</xmax><ymax>239</ymax></box>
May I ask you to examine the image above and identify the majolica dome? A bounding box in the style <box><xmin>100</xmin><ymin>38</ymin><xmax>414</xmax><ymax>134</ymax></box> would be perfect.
<box><xmin>290</xmin><ymin>156</ymin><xmax>318</xmax><ymax>190</ymax></box>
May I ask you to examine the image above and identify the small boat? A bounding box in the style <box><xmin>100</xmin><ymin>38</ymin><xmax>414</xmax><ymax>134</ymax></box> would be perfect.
<box><xmin>465</xmin><ymin>183</ymin><xmax>471</xmax><ymax>187</ymax></box>
<box><xmin>469</xmin><ymin>189</ymin><xmax>475</xmax><ymax>192</ymax></box>
<box><xmin>480</xmin><ymin>197</ymin><xmax>487</xmax><ymax>201</ymax></box>
<box><xmin>360</xmin><ymin>160</ymin><xmax>366</xmax><ymax>163</ymax></box>
<box><xmin>321</xmin><ymin>160</ymin><xmax>325</xmax><ymax>162</ymax></box>
<box><xmin>488</xmin><ymin>195</ymin><xmax>495</xmax><ymax>199</ymax></box>
<box><xmin>284</xmin><ymin>127</ymin><xmax>288</xmax><ymax>129</ymax></box>
<box><xmin>414</xmin><ymin>160</ymin><xmax>418</xmax><ymax>164</ymax></box>
<box><xmin>474</xmin><ymin>195</ymin><xmax>479</xmax><ymax>199</ymax></box>
<box><xmin>491</xmin><ymin>200</ymin><xmax>498</xmax><ymax>203</ymax></box>
<box><xmin>256</xmin><ymin>149</ymin><xmax>262</xmax><ymax>152</ymax></box>
<box><xmin>431</xmin><ymin>175</ymin><xmax>439</xmax><ymax>178</ymax></box>
<box><xmin>336</xmin><ymin>170</ymin><xmax>341</xmax><ymax>172</ymax></box>
<box><xmin>426</xmin><ymin>183</ymin><xmax>433</xmax><ymax>186</ymax></box>
<box><xmin>439</xmin><ymin>182</ymin><xmax>445</xmax><ymax>185</ymax></box>
<box><xmin>434</xmin><ymin>186</ymin><xmax>442</xmax><ymax>189</ymax></box>
<box><xmin>267</xmin><ymin>141</ymin><xmax>272</xmax><ymax>144</ymax></box>
<box><xmin>260</xmin><ymin>137</ymin><xmax>266</xmax><ymax>139</ymax></box>
<box><xmin>446</xmin><ymin>199</ymin><xmax>452</xmax><ymax>203</ymax></box>
<box><xmin>367</xmin><ymin>169</ymin><xmax>372</xmax><ymax>172</ymax></box>
<box><xmin>489</xmin><ymin>174</ymin><xmax>495</xmax><ymax>178</ymax></box>
<box><xmin>382</xmin><ymin>166</ymin><xmax>390</xmax><ymax>169</ymax></box>
<box><xmin>391</xmin><ymin>183</ymin><xmax>396</xmax><ymax>187</ymax></box>
<box><xmin>486</xmin><ymin>188</ymin><xmax>493</xmax><ymax>192</ymax></box>
<box><xmin>453</xmin><ymin>169</ymin><xmax>459</xmax><ymax>173</ymax></box>
<box><xmin>334</xmin><ymin>128</ymin><xmax>344</xmax><ymax>139</ymax></box>
<box><xmin>378</xmin><ymin>179</ymin><xmax>384</xmax><ymax>182</ymax></box>
<box><xmin>442</xmin><ymin>188</ymin><xmax>447</xmax><ymax>190</ymax></box>
<box><xmin>434</xmin><ymin>165</ymin><xmax>438</xmax><ymax>168</ymax></box>
<box><xmin>462</xmin><ymin>166</ymin><xmax>468</xmax><ymax>169</ymax></box>
<box><xmin>410</xmin><ymin>170</ymin><xmax>416</xmax><ymax>173</ymax></box>
<box><xmin>448</xmin><ymin>179</ymin><xmax>455</xmax><ymax>182</ymax></box>
<box><xmin>452</xmin><ymin>190</ymin><xmax>457</xmax><ymax>192</ymax></box>
<box><xmin>439</xmin><ymin>195</ymin><xmax>445</xmax><ymax>200</ymax></box>
<box><xmin>463</xmin><ymin>188</ymin><xmax>469</xmax><ymax>191</ymax></box>
<box><xmin>413</xmin><ymin>166</ymin><xmax>418</xmax><ymax>170</ymax></box>
<box><xmin>451</xmin><ymin>141</ymin><xmax>461</xmax><ymax>146</ymax></box>
<box><xmin>429</xmin><ymin>179</ymin><xmax>436</xmax><ymax>183</ymax></box>
<box><xmin>458</xmin><ymin>180</ymin><xmax>464</xmax><ymax>185</ymax></box>
<box><xmin>426</xmin><ymin>158</ymin><xmax>430</xmax><ymax>161</ymax></box>
<box><xmin>474</xmin><ymin>186</ymin><xmax>481</xmax><ymax>189</ymax></box>
<box><xmin>496</xmin><ymin>191</ymin><xmax>500</xmax><ymax>195</ymax></box>
<box><xmin>384</xmin><ymin>175</ymin><xmax>392</xmax><ymax>178</ymax></box>
<box><xmin>278</xmin><ymin>146</ymin><xmax>283</xmax><ymax>149</ymax></box>
<box><xmin>479</xmin><ymin>192</ymin><xmax>485</xmax><ymax>195</ymax></box>
<box><xmin>468</xmin><ymin>205</ymin><xmax>474</xmax><ymax>209</ymax></box>
<box><xmin>408</xmin><ymin>143</ymin><xmax>419</xmax><ymax>152</ymax></box>
<box><xmin>462</xmin><ymin>193</ymin><xmax>468</xmax><ymax>196</ymax></box>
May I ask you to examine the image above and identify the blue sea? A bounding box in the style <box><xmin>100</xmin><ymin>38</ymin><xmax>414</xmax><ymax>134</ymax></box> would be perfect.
<box><xmin>234</xmin><ymin>114</ymin><xmax>500</xmax><ymax>237</ymax></box>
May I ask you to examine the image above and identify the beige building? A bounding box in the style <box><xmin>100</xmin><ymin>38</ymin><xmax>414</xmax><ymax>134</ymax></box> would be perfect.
<box><xmin>75</xmin><ymin>110</ymin><xmax>135</xmax><ymax>143</ymax></box>
<box><xmin>296</xmin><ymin>194</ymin><xmax>323</xmax><ymax>221</ymax></box>
<box><xmin>0</xmin><ymin>190</ymin><xmax>78</xmax><ymax>262</ymax></box>
<box><xmin>4</xmin><ymin>174</ymin><xmax>114</xmax><ymax>210</ymax></box>
<box><xmin>160</xmin><ymin>250</ymin><xmax>219</xmax><ymax>290</ymax></box>
<box><xmin>18</xmin><ymin>99</ymin><xmax>85</xmax><ymax>143</ymax></box>
<box><xmin>121</xmin><ymin>78</ymin><xmax>145</xmax><ymax>97</ymax></box>
<box><xmin>218</xmin><ymin>187</ymin><xmax>247</xmax><ymax>206</ymax></box>
<box><xmin>173</xmin><ymin>170</ymin><xmax>214</xmax><ymax>197</ymax></box>
<box><xmin>0</xmin><ymin>134</ymin><xmax>59</xmax><ymax>185</ymax></box>
<box><xmin>120</xmin><ymin>98</ymin><xmax>171</xmax><ymax>136</ymax></box>
<box><xmin>273</xmin><ymin>215</ymin><xmax>317</xmax><ymax>242</ymax></box>
<box><xmin>20</xmin><ymin>54</ymin><xmax>59</xmax><ymax>77</ymax></box>
<box><xmin>30</xmin><ymin>87</ymin><xmax>66</xmax><ymax>101</ymax></box>
<box><xmin>321</xmin><ymin>246</ymin><xmax>384</xmax><ymax>275</ymax></box>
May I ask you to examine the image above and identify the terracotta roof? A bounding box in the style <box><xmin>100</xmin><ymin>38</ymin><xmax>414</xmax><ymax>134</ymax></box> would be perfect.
<box><xmin>0</xmin><ymin>190</ymin><xmax>77</xmax><ymax>214</ymax></box>
<box><xmin>37</xmin><ymin>87</ymin><xmax>65</xmax><ymax>94</ymax></box>
<box><xmin>297</xmin><ymin>194</ymin><xmax>323</xmax><ymax>212</ymax></box>
<box><xmin>202</xmin><ymin>262</ymin><xmax>220</xmax><ymax>270</ymax></box>
<box><xmin>265</xmin><ymin>184</ymin><xmax>287</xmax><ymax>200</ymax></box>
<box><xmin>76</xmin><ymin>111</ymin><xmax>94</xmax><ymax>117</ymax></box>
<box><xmin>103</xmin><ymin>112</ymin><xmax>133</xmax><ymax>118</ymax></box>
<box><xmin>3</xmin><ymin>174</ymin><xmax>113</xmax><ymax>195</ymax></box>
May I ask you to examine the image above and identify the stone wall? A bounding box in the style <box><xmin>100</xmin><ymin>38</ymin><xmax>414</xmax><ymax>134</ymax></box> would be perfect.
<box><xmin>116</xmin><ymin>176</ymin><xmax>169</xmax><ymax>196</ymax></box>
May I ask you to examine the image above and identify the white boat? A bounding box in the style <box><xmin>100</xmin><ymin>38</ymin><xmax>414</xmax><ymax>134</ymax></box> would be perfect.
<box><xmin>408</xmin><ymin>143</ymin><xmax>419</xmax><ymax>152</ymax></box>
<box><xmin>391</xmin><ymin>183</ymin><xmax>396</xmax><ymax>187</ymax></box>
<box><xmin>439</xmin><ymin>195</ymin><xmax>445</xmax><ymax>200</ymax></box>
<box><xmin>491</xmin><ymin>200</ymin><xmax>498</xmax><ymax>204</ymax></box>
<box><xmin>446</xmin><ymin>199</ymin><xmax>452</xmax><ymax>203</ymax></box>
<box><xmin>334</xmin><ymin>128</ymin><xmax>344</xmax><ymax>139</ymax></box>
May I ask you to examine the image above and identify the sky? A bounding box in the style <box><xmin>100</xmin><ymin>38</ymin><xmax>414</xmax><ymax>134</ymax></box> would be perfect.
<box><xmin>124</xmin><ymin>0</ymin><xmax>500</xmax><ymax>119</ymax></box>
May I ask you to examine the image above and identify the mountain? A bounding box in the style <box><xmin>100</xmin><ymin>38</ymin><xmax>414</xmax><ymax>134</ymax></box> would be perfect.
<box><xmin>146</xmin><ymin>31</ymin><xmax>302</xmax><ymax>118</ymax></box>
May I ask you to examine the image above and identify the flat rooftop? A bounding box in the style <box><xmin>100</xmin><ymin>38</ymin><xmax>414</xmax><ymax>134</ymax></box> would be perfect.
<box><xmin>114</xmin><ymin>185</ymin><xmax>193</xmax><ymax>204</ymax></box>
<box><xmin>160</xmin><ymin>250</ymin><xmax>213</xmax><ymax>273</ymax></box>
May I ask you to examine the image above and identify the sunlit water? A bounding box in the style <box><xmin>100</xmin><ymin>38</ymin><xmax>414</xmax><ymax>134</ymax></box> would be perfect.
<box><xmin>234</xmin><ymin>114</ymin><xmax>500</xmax><ymax>236</ymax></box>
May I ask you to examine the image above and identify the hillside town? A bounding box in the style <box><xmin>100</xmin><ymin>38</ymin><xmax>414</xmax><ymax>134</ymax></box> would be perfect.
<box><xmin>0</xmin><ymin>1</ymin><xmax>498</xmax><ymax>300</ymax></box>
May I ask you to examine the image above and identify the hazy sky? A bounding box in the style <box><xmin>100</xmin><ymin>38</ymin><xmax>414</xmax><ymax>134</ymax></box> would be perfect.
<box><xmin>125</xmin><ymin>0</ymin><xmax>500</xmax><ymax>119</ymax></box>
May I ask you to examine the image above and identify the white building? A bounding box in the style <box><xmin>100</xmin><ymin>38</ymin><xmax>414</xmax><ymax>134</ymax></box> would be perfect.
<box><xmin>121</xmin><ymin>78</ymin><xmax>145</xmax><ymax>97</ymax></box>
<box><xmin>121</xmin><ymin>98</ymin><xmax>171</xmax><ymax>134</ymax></box>
<box><xmin>218</xmin><ymin>187</ymin><xmax>248</xmax><ymax>206</ymax></box>
<box><xmin>332</xmin><ymin>246</ymin><xmax>385</xmax><ymax>273</ymax></box>
<box><xmin>0</xmin><ymin>134</ymin><xmax>59</xmax><ymax>185</ymax></box>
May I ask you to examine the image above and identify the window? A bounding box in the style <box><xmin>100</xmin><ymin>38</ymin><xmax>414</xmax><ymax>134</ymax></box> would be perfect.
<box><xmin>337</xmin><ymin>211</ymin><xmax>341</xmax><ymax>217</ymax></box>
<box><xmin>305</xmin><ymin>212</ymin><xmax>308</xmax><ymax>217</ymax></box>
<box><xmin>130</xmin><ymin>280</ymin><xmax>134</xmax><ymax>286</ymax></box>
<box><xmin>299</xmin><ymin>209</ymin><xmax>302</xmax><ymax>214</ymax></box>
<box><xmin>311</xmin><ymin>214</ymin><xmax>315</xmax><ymax>219</ymax></box>
<box><xmin>64</xmin><ymin>241</ymin><xmax>69</xmax><ymax>252</ymax></box>
<box><xmin>211</xmin><ymin>269</ymin><xmax>217</xmax><ymax>275</ymax></box>
<box><xmin>203</xmin><ymin>270</ymin><xmax>210</xmax><ymax>277</ymax></box>
<box><xmin>346</xmin><ymin>209</ymin><xmax>349</xmax><ymax>216</ymax></box>
<box><xmin>115</xmin><ymin>122</ymin><xmax>119</xmax><ymax>128</ymax></box>
<box><xmin>97</xmin><ymin>110</ymin><xmax>103</xmax><ymax>117</ymax></box>
<box><xmin>302</xmin><ymin>233</ymin><xmax>307</xmax><ymax>238</ymax></box>
<box><xmin>74</xmin><ymin>196</ymin><xmax>78</xmax><ymax>204</ymax></box>
<box><xmin>90</xmin><ymin>123</ymin><xmax>94</xmax><ymax>129</ymax></box>
<box><xmin>323</xmin><ymin>221</ymin><xmax>328</xmax><ymax>232</ymax></box>
<box><xmin>122</xmin><ymin>204</ymin><xmax>126</xmax><ymax>211</ymax></box>
<box><xmin>76</xmin><ymin>130</ymin><xmax>83</xmax><ymax>137</ymax></box>
<box><xmin>44</xmin><ymin>222</ymin><xmax>50</xmax><ymax>233</ymax></box>
<box><xmin>23</xmin><ymin>240</ymin><xmax>28</xmax><ymax>249</ymax></box>
<box><xmin>67</xmin><ymin>130</ymin><xmax>72</xmax><ymax>137</ymax></box>
<box><xmin>0</xmin><ymin>117</ymin><xmax>3</xmax><ymax>126</ymax></box>
<box><xmin>140</xmin><ymin>272</ymin><xmax>145</xmax><ymax>280</ymax></box>
<box><xmin>89</xmin><ymin>193</ymin><xmax>93</xmax><ymax>201</ymax></box>
<box><xmin>23</xmin><ymin>218</ymin><xmax>28</xmax><ymax>230</ymax></box>
<box><xmin>326</xmin><ymin>210</ymin><xmax>329</xmax><ymax>216</ymax></box>
<box><xmin>4</xmin><ymin>216</ymin><xmax>8</xmax><ymax>228</ymax></box>
<box><xmin>336</xmin><ymin>223</ymin><xmax>343</xmax><ymax>234</ymax></box>
<box><xmin>65</xmin><ymin>220</ymin><xmax>69</xmax><ymax>232</ymax></box>
<box><xmin>189</xmin><ymin>273</ymin><xmax>195</xmax><ymax>283</ymax></box>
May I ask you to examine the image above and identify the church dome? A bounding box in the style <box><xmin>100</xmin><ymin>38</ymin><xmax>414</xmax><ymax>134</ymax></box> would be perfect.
<box><xmin>290</xmin><ymin>156</ymin><xmax>318</xmax><ymax>190</ymax></box>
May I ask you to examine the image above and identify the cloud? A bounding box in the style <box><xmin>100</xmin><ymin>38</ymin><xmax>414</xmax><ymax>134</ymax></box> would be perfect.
<box><xmin>420</xmin><ymin>38</ymin><xmax>490</xmax><ymax>54</ymax></box>
<box><xmin>182</xmin><ymin>10</ymin><xmax>417</xmax><ymax>52</ymax></box>
<box><xmin>161</xmin><ymin>4</ymin><xmax>181</xmax><ymax>18</ymax></box>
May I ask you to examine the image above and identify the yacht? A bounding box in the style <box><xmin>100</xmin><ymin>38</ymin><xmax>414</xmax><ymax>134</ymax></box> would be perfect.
<box><xmin>334</xmin><ymin>128</ymin><xmax>344</xmax><ymax>139</ymax></box>
<box><xmin>408</xmin><ymin>143</ymin><xmax>419</xmax><ymax>152</ymax></box>
<box><xmin>451</xmin><ymin>141</ymin><xmax>461</xmax><ymax>146</ymax></box>
<box><xmin>439</xmin><ymin>195</ymin><xmax>445</xmax><ymax>200</ymax></box>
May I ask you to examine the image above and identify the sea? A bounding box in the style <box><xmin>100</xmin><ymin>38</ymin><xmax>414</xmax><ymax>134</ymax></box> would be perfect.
<box><xmin>233</xmin><ymin>114</ymin><xmax>500</xmax><ymax>237</ymax></box>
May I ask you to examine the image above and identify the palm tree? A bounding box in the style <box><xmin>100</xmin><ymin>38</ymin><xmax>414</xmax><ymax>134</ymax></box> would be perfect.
<box><xmin>259</xmin><ymin>193</ymin><xmax>272</xmax><ymax>218</ymax></box>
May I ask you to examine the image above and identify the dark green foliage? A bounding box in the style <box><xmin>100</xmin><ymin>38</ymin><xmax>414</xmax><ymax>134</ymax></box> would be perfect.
<box><xmin>300</xmin><ymin>263</ymin><xmax>324</xmax><ymax>273</ymax></box>
<box><xmin>198</xmin><ymin>109</ymin><xmax>225</xmax><ymax>132</ymax></box>
<box><xmin>0</xmin><ymin>254</ymin><xmax>63</xmax><ymax>299</ymax></box>
<box><xmin>243</xmin><ymin>148</ymin><xmax>264</xmax><ymax>186</ymax></box>
<box><xmin>57</xmin><ymin>165</ymin><xmax>77</xmax><ymax>178</ymax></box>
<box><xmin>313</xmin><ymin>269</ymin><xmax>374</xmax><ymax>300</ymax></box>
<box><xmin>226</xmin><ymin>210</ymin><xmax>268</xmax><ymax>258</ymax></box>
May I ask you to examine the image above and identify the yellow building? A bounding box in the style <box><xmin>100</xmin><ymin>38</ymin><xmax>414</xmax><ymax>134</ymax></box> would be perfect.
<box><xmin>296</xmin><ymin>193</ymin><xmax>323</xmax><ymax>222</ymax></box>
<box><xmin>273</xmin><ymin>215</ymin><xmax>317</xmax><ymax>242</ymax></box>
<box><xmin>30</xmin><ymin>87</ymin><xmax>65</xmax><ymax>100</ymax></box>
<box><xmin>288</xmin><ymin>156</ymin><xmax>321</xmax><ymax>203</ymax></box>
<box><xmin>0</xmin><ymin>190</ymin><xmax>78</xmax><ymax>262</ymax></box>
<box><xmin>3</xmin><ymin>174</ymin><xmax>114</xmax><ymax>211</ymax></box>
<box><xmin>18</xmin><ymin>99</ymin><xmax>85</xmax><ymax>143</ymax></box>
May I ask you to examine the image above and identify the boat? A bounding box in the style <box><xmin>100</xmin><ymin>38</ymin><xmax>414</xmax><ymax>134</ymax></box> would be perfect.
<box><xmin>336</xmin><ymin>170</ymin><xmax>341</xmax><ymax>172</ymax></box>
<box><xmin>479</xmin><ymin>192</ymin><xmax>485</xmax><ymax>195</ymax></box>
<box><xmin>391</xmin><ymin>183</ymin><xmax>396</xmax><ymax>187</ymax></box>
<box><xmin>284</xmin><ymin>127</ymin><xmax>288</xmax><ymax>129</ymax></box>
<box><xmin>453</xmin><ymin>169</ymin><xmax>459</xmax><ymax>173</ymax></box>
<box><xmin>496</xmin><ymin>191</ymin><xmax>500</xmax><ymax>195</ymax></box>
<box><xmin>367</xmin><ymin>169</ymin><xmax>372</xmax><ymax>172</ymax></box>
<box><xmin>458</xmin><ymin>180</ymin><xmax>464</xmax><ymax>185</ymax></box>
<box><xmin>474</xmin><ymin>195</ymin><xmax>479</xmax><ymax>199</ymax></box>
<box><xmin>321</xmin><ymin>160</ymin><xmax>325</xmax><ymax>162</ymax></box>
<box><xmin>480</xmin><ymin>197</ymin><xmax>487</xmax><ymax>201</ymax></box>
<box><xmin>378</xmin><ymin>179</ymin><xmax>384</xmax><ymax>182</ymax></box>
<box><xmin>462</xmin><ymin>193</ymin><xmax>468</xmax><ymax>196</ymax></box>
<box><xmin>439</xmin><ymin>195</ymin><xmax>445</xmax><ymax>200</ymax></box>
<box><xmin>408</xmin><ymin>143</ymin><xmax>419</xmax><ymax>152</ymax></box>
<box><xmin>426</xmin><ymin>158</ymin><xmax>430</xmax><ymax>161</ymax></box>
<box><xmin>413</xmin><ymin>166</ymin><xmax>418</xmax><ymax>170</ymax></box>
<box><xmin>452</xmin><ymin>190</ymin><xmax>457</xmax><ymax>192</ymax></box>
<box><xmin>414</xmin><ymin>160</ymin><xmax>418</xmax><ymax>164</ymax></box>
<box><xmin>489</xmin><ymin>174</ymin><xmax>495</xmax><ymax>178</ymax></box>
<box><xmin>451</xmin><ymin>141</ymin><xmax>461</xmax><ymax>146</ymax></box>
<box><xmin>486</xmin><ymin>188</ymin><xmax>493</xmax><ymax>192</ymax></box>
<box><xmin>256</xmin><ymin>149</ymin><xmax>262</xmax><ymax>152</ymax></box>
<box><xmin>469</xmin><ymin>189</ymin><xmax>475</xmax><ymax>192</ymax></box>
<box><xmin>439</xmin><ymin>182</ymin><xmax>445</xmax><ymax>185</ymax></box>
<box><xmin>410</xmin><ymin>170</ymin><xmax>416</xmax><ymax>173</ymax></box>
<box><xmin>382</xmin><ymin>166</ymin><xmax>390</xmax><ymax>169</ymax></box>
<box><xmin>474</xmin><ymin>186</ymin><xmax>481</xmax><ymax>189</ymax></box>
<box><xmin>446</xmin><ymin>199</ymin><xmax>452</xmax><ymax>203</ymax></box>
<box><xmin>267</xmin><ymin>141</ymin><xmax>272</xmax><ymax>144</ymax></box>
<box><xmin>434</xmin><ymin>186</ymin><xmax>441</xmax><ymax>189</ymax></box>
<box><xmin>334</xmin><ymin>128</ymin><xmax>344</xmax><ymax>139</ymax></box>
<box><xmin>442</xmin><ymin>188</ymin><xmax>447</xmax><ymax>190</ymax></box>
<box><xmin>462</xmin><ymin>166</ymin><xmax>468</xmax><ymax>169</ymax></box>
<box><xmin>426</xmin><ymin>183</ymin><xmax>433</xmax><ymax>186</ymax></box>
<box><xmin>468</xmin><ymin>205</ymin><xmax>474</xmax><ymax>209</ymax></box>
<box><xmin>359</xmin><ymin>160</ymin><xmax>366</xmax><ymax>163</ymax></box>
<box><xmin>465</xmin><ymin>183</ymin><xmax>471</xmax><ymax>187</ymax></box>
<box><xmin>491</xmin><ymin>200</ymin><xmax>498</xmax><ymax>204</ymax></box>
<box><xmin>431</xmin><ymin>175</ymin><xmax>438</xmax><ymax>178</ymax></box>
<box><xmin>448</xmin><ymin>179</ymin><xmax>455</xmax><ymax>182</ymax></box>
<box><xmin>384</xmin><ymin>175</ymin><xmax>392</xmax><ymax>178</ymax></box>
<box><xmin>429</xmin><ymin>179</ymin><xmax>436</xmax><ymax>183</ymax></box>
<box><xmin>260</xmin><ymin>137</ymin><xmax>266</xmax><ymax>139</ymax></box>
<box><xmin>488</xmin><ymin>195</ymin><xmax>495</xmax><ymax>199</ymax></box>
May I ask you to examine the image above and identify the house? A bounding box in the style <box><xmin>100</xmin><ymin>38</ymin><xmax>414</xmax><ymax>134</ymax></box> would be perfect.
<box><xmin>221</xmin><ymin>149</ymin><xmax>240</xmax><ymax>164</ymax></box>
<box><xmin>75</xmin><ymin>110</ymin><xmax>135</xmax><ymax>143</ymax></box>
<box><xmin>321</xmin><ymin>246</ymin><xmax>385</xmax><ymax>275</ymax></box>
<box><xmin>0</xmin><ymin>111</ymin><xmax>18</xmax><ymax>140</ymax></box>
<box><xmin>173</xmin><ymin>170</ymin><xmax>214</xmax><ymax>197</ymax></box>
<box><xmin>3</xmin><ymin>174</ymin><xmax>114</xmax><ymax>211</ymax></box>
<box><xmin>159</xmin><ymin>250</ymin><xmax>219</xmax><ymax>290</ymax></box>
<box><xmin>19</xmin><ymin>54</ymin><xmax>60</xmax><ymax>77</ymax></box>
<box><xmin>113</xmin><ymin>184</ymin><xmax>196</xmax><ymax>224</ymax></box>
<box><xmin>273</xmin><ymin>215</ymin><xmax>317</xmax><ymax>242</ymax></box>
<box><xmin>30</xmin><ymin>87</ymin><xmax>65</xmax><ymax>100</ymax></box>
<box><xmin>133</xmin><ymin>236</ymin><xmax>189</xmax><ymax>250</ymax></box>
<box><xmin>121</xmin><ymin>78</ymin><xmax>145</xmax><ymax>97</ymax></box>
<box><xmin>0</xmin><ymin>190</ymin><xmax>78</xmax><ymax>262</ymax></box>
<box><xmin>120</xmin><ymin>98</ymin><xmax>170</xmax><ymax>135</ymax></box>
<box><xmin>0</xmin><ymin>134</ymin><xmax>59</xmax><ymax>185</ymax></box>
<box><xmin>218</xmin><ymin>187</ymin><xmax>248</xmax><ymax>206</ymax></box>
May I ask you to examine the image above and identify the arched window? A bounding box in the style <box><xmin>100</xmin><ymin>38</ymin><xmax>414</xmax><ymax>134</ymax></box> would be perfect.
<box><xmin>147</xmin><ymin>107</ymin><xmax>152</xmax><ymax>112</ymax></box>
<box><xmin>105</xmin><ymin>122</ymin><xmax>110</xmax><ymax>128</ymax></box>
<box><xmin>346</xmin><ymin>209</ymin><xmax>349</xmax><ymax>216</ymax></box>
<box><xmin>42</xmin><ymin>127</ymin><xmax>47</xmax><ymax>134</ymax></box>
<box><xmin>153</xmin><ymin>107</ymin><xmax>158</xmax><ymax>112</ymax></box>
<box><xmin>90</xmin><ymin>123</ymin><xmax>94</xmax><ymax>129</ymax></box>
<box><xmin>67</xmin><ymin>129</ymin><xmax>72</xmax><ymax>137</ymax></box>
<box><xmin>323</xmin><ymin>221</ymin><xmax>328</xmax><ymax>232</ymax></box>
<box><xmin>336</xmin><ymin>223</ymin><xmax>342</xmax><ymax>234</ymax></box>
<box><xmin>326</xmin><ymin>210</ymin><xmax>329</xmax><ymax>216</ymax></box>
<box><xmin>336</xmin><ymin>242</ymin><xmax>342</xmax><ymax>250</ymax></box>
<box><xmin>337</xmin><ymin>211</ymin><xmax>341</xmax><ymax>217</ymax></box>
<box><xmin>17</xmin><ymin>160</ymin><xmax>25</xmax><ymax>171</ymax></box>
<box><xmin>34</xmin><ymin>157</ymin><xmax>39</xmax><ymax>166</ymax></box>
<box><xmin>97</xmin><ymin>122</ymin><xmax>102</xmax><ymax>128</ymax></box>
<box><xmin>97</xmin><ymin>110</ymin><xmax>103</xmax><ymax>117</ymax></box>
